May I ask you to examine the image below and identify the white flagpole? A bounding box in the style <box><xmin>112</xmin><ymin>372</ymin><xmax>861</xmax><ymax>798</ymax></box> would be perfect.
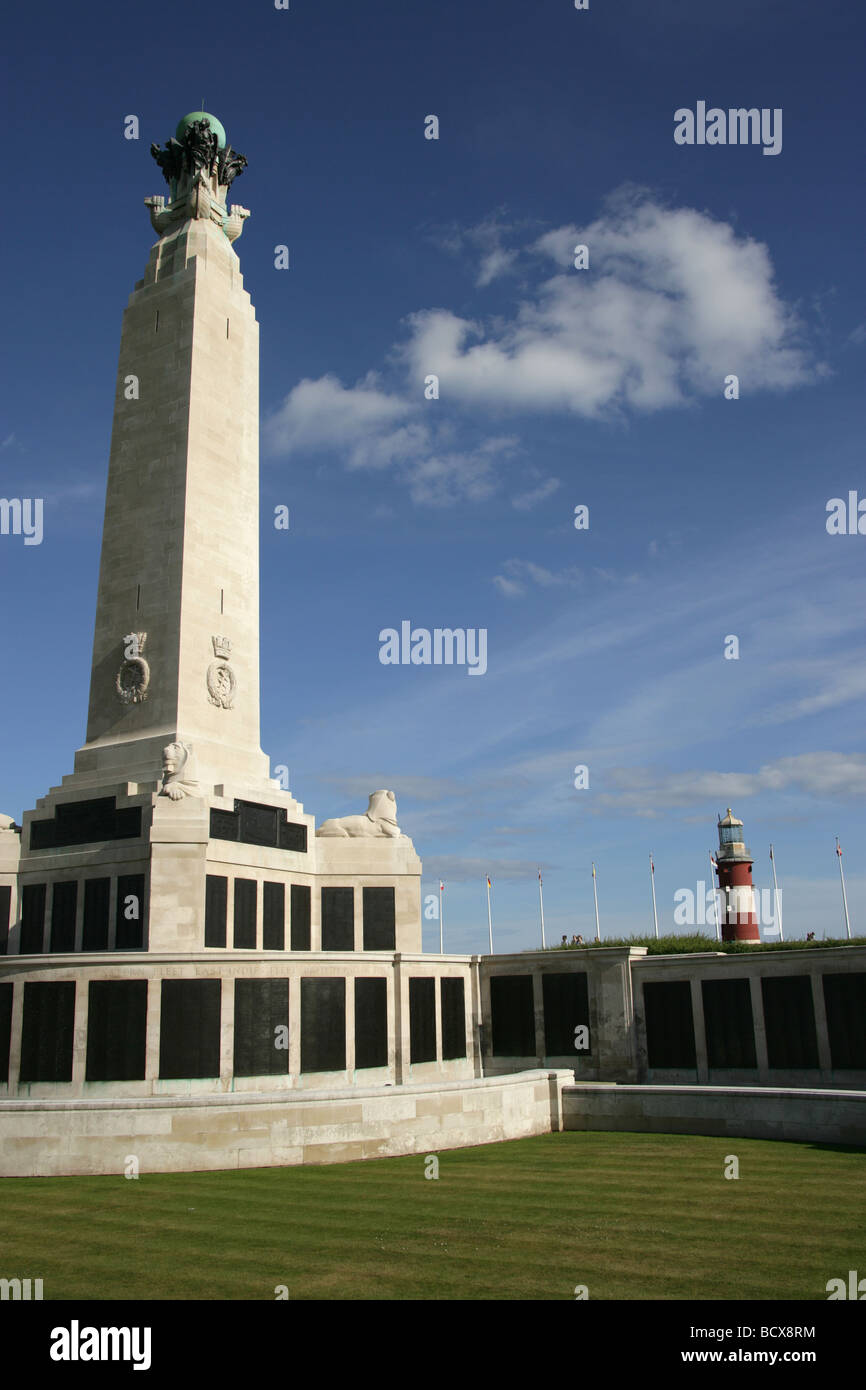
<box><xmin>709</xmin><ymin>851</ymin><xmax>721</xmax><ymax>941</ymax></box>
<box><xmin>439</xmin><ymin>880</ymin><xmax>444</xmax><ymax>953</ymax></box>
<box><xmin>538</xmin><ymin>868</ymin><xmax>546</xmax><ymax>949</ymax></box>
<box><xmin>650</xmin><ymin>853</ymin><xmax>659</xmax><ymax>939</ymax></box>
<box><xmin>486</xmin><ymin>876</ymin><xmax>494</xmax><ymax>953</ymax></box>
<box><xmin>836</xmin><ymin>838</ymin><xmax>851</xmax><ymax>939</ymax></box>
<box><xmin>591</xmin><ymin>862</ymin><xmax>600</xmax><ymax>941</ymax></box>
<box><xmin>769</xmin><ymin>845</ymin><xmax>783</xmax><ymax>941</ymax></box>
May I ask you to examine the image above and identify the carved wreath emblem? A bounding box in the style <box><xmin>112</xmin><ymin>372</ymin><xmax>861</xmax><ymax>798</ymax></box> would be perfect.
<box><xmin>207</xmin><ymin>635</ymin><xmax>236</xmax><ymax>709</ymax></box>
<box><xmin>207</xmin><ymin>663</ymin><xmax>236</xmax><ymax>708</ymax></box>
<box><xmin>116</xmin><ymin>633</ymin><xmax>150</xmax><ymax>705</ymax></box>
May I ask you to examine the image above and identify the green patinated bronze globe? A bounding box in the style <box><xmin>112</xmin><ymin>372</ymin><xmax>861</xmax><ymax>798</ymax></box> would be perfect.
<box><xmin>175</xmin><ymin>110</ymin><xmax>226</xmax><ymax>149</ymax></box>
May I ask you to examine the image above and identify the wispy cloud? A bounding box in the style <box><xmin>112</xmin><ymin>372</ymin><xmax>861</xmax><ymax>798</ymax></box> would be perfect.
<box><xmin>512</xmin><ymin>477</ymin><xmax>560</xmax><ymax>511</ymax></box>
<box><xmin>263</xmin><ymin>372</ymin><xmax>519</xmax><ymax>506</ymax></box>
<box><xmin>426</xmin><ymin>210</ymin><xmax>532</xmax><ymax>287</ymax></box>
<box><xmin>493</xmin><ymin>558</ymin><xmax>584</xmax><ymax>597</ymax></box>
<box><xmin>594</xmin><ymin>753</ymin><xmax>866</xmax><ymax>817</ymax></box>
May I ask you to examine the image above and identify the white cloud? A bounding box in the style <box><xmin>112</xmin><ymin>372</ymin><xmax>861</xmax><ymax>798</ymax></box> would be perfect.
<box><xmin>264</xmin><ymin>191</ymin><xmax>819</xmax><ymax>504</ymax></box>
<box><xmin>401</xmin><ymin>192</ymin><xmax>816</xmax><ymax>414</ymax></box>
<box><xmin>264</xmin><ymin>373</ymin><xmax>410</xmax><ymax>455</ymax></box>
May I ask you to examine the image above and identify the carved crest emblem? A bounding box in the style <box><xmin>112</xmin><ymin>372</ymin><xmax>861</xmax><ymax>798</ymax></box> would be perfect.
<box><xmin>116</xmin><ymin>632</ymin><xmax>150</xmax><ymax>705</ymax></box>
<box><xmin>207</xmin><ymin>635</ymin><xmax>236</xmax><ymax>709</ymax></box>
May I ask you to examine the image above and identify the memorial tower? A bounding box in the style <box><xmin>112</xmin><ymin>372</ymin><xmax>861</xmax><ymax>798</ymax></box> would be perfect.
<box><xmin>75</xmin><ymin>110</ymin><xmax>268</xmax><ymax>796</ymax></box>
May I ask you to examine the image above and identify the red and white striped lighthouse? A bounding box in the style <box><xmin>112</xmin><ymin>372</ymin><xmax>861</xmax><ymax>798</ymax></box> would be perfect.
<box><xmin>714</xmin><ymin>808</ymin><xmax>760</xmax><ymax>942</ymax></box>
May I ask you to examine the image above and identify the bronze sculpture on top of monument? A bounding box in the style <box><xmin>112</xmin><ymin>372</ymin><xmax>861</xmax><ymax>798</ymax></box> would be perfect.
<box><xmin>147</xmin><ymin>112</ymin><xmax>250</xmax><ymax>243</ymax></box>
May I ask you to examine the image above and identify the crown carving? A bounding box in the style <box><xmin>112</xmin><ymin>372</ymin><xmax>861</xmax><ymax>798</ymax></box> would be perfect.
<box><xmin>212</xmin><ymin>635</ymin><xmax>232</xmax><ymax>660</ymax></box>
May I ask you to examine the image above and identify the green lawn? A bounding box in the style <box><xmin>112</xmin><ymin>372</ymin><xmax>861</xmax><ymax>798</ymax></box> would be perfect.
<box><xmin>0</xmin><ymin>1131</ymin><xmax>863</xmax><ymax>1300</ymax></box>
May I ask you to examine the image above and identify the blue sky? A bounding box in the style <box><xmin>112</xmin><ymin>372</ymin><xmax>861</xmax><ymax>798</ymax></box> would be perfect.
<box><xmin>2</xmin><ymin>0</ymin><xmax>865</xmax><ymax>950</ymax></box>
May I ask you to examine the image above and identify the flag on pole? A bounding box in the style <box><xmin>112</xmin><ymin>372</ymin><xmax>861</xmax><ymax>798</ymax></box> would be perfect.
<box><xmin>836</xmin><ymin>837</ymin><xmax>851</xmax><ymax>938</ymax></box>
<box><xmin>538</xmin><ymin>869</ymin><xmax>542</xmax><ymax>885</ymax></box>
<box><xmin>649</xmin><ymin>852</ymin><xmax>658</xmax><ymax>938</ymax></box>
<box><xmin>487</xmin><ymin>876</ymin><xmax>492</xmax><ymax>888</ymax></box>
<box><xmin>709</xmin><ymin>850</ymin><xmax>721</xmax><ymax>940</ymax></box>
<box><xmin>768</xmin><ymin>843</ymin><xmax>784</xmax><ymax>941</ymax></box>
<box><xmin>591</xmin><ymin>861</ymin><xmax>600</xmax><ymax>940</ymax></box>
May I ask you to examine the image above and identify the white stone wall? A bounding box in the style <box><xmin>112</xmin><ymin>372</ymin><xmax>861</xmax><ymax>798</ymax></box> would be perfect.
<box><xmin>0</xmin><ymin>1069</ymin><xmax>573</xmax><ymax>1177</ymax></box>
<box><xmin>563</xmin><ymin>1081</ymin><xmax>866</xmax><ymax>1146</ymax></box>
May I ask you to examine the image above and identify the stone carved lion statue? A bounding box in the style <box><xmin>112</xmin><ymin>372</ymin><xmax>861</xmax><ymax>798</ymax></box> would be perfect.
<box><xmin>316</xmin><ymin>789</ymin><xmax>403</xmax><ymax>839</ymax></box>
<box><xmin>159</xmin><ymin>742</ymin><xmax>201</xmax><ymax>801</ymax></box>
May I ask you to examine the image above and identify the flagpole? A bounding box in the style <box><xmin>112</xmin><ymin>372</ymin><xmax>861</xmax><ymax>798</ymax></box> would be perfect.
<box><xmin>650</xmin><ymin>853</ymin><xmax>659</xmax><ymax>939</ymax></box>
<box><xmin>836</xmin><ymin>838</ymin><xmax>851</xmax><ymax>939</ymax></box>
<box><xmin>439</xmin><ymin>880</ymin><xmax>444</xmax><ymax>954</ymax></box>
<box><xmin>769</xmin><ymin>845</ymin><xmax>783</xmax><ymax>941</ymax></box>
<box><xmin>538</xmin><ymin>868</ymin><xmax>546</xmax><ymax>949</ymax></box>
<box><xmin>709</xmin><ymin>851</ymin><xmax>721</xmax><ymax>941</ymax></box>
<box><xmin>591</xmin><ymin>862</ymin><xmax>600</xmax><ymax>941</ymax></box>
<box><xmin>486</xmin><ymin>876</ymin><xmax>494</xmax><ymax>953</ymax></box>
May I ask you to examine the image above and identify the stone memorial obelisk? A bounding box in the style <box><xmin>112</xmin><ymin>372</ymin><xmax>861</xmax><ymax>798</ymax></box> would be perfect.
<box><xmin>74</xmin><ymin>111</ymin><xmax>269</xmax><ymax>796</ymax></box>
<box><xmin>3</xmin><ymin>111</ymin><xmax>423</xmax><ymax>961</ymax></box>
